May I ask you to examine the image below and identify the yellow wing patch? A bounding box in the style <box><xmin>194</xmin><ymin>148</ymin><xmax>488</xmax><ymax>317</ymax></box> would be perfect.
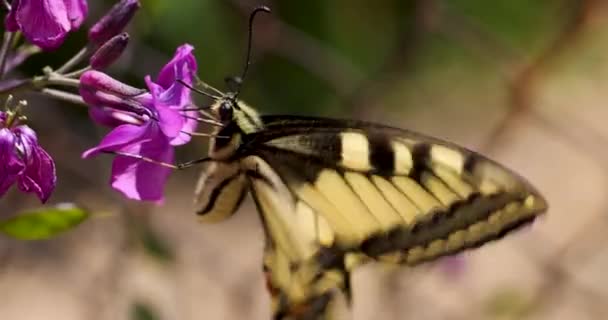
<box><xmin>315</xmin><ymin>169</ymin><xmax>381</xmax><ymax>236</ymax></box>
<box><xmin>339</xmin><ymin>132</ymin><xmax>372</xmax><ymax>171</ymax></box>
<box><xmin>391</xmin><ymin>140</ymin><xmax>413</xmax><ymax>174</ymax></box>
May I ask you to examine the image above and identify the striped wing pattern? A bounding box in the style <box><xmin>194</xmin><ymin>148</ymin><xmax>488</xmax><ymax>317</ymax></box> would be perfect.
<box><xmin>240</xmin><ymin>116</ymin><xmax>547</xmax><ymax>319</ymax></box>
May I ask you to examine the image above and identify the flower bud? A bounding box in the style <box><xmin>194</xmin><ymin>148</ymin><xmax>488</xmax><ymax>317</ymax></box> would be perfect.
<box><xmin>79</xmin><ymin>70</ymin><xmax>151</xmax><ymax>127</ymax></box>
<box><xmin>90</xmin><ymin>33</ymin><xmax>129</xmax><ymax>70</ymax></box>
<box><xmin>88</xmin><ymin>0</ymin><xmax>140</xmax><ymax>45</ymax></box>
<box><xmin>80</xmin><ymin>70</ymin><xmax>145</xmax><ymax>97</ymax></box>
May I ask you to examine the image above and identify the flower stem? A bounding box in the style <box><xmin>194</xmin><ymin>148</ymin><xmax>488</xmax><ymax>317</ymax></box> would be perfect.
<box><xmin>56</xmin><ymin>46</ymin><xmax>92</xmax><ymax>74</ymax></box>
<box><xmin>40</xmin><ymin>88</ymin><xmax>87</xmax><ymax>107</ymax></box>
<box><xmin>63</xmin><ymin>66</ymin><xmax>91</xmax><ymax>79</ymax></box>
<box><xmin>44</xmin><ymin>75</ymin><xmax>80</xmax><ymax>88</ymax></box>
<box><xmin>0</xmin><ymin>32</ymin><xmax>16</xmax><ymax>79</ymax></box>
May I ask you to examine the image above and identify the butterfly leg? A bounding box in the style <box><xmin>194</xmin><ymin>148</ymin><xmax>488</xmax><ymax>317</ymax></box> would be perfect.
<box><xmin>103</xmin><ymin>151</ymin><xmax>212</xmax><ymax>169</ymax></box>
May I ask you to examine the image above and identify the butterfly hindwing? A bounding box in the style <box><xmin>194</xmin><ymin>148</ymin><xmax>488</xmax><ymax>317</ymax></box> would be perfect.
<box><xmin>243</xmin><ymin>155</ymin><xmax>351</xmax><ymax>319</ymax></box>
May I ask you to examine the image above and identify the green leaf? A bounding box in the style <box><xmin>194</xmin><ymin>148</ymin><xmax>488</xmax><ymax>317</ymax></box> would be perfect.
<box><xmin>131</xmin><ymin>302</ymin><xmax>160</xmax><ymax>320</ymax></box>
<box><xmin>0</xmin><ymin>204</ymin><xmax>89</xmax><ymax>240</ymax></box>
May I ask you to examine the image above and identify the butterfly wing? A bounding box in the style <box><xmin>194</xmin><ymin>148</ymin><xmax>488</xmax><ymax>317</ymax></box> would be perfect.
<box><xmin>241</xmin><ymin>115</ymin><xmax>547</xmax><ymax>319</ymax></box>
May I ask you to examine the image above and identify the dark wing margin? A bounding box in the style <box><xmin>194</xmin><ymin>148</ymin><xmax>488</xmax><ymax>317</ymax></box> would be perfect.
<box><xmin>240</xmin><ymin>115</ymin><xmax>547</xmax><ymax>319</ymax></box>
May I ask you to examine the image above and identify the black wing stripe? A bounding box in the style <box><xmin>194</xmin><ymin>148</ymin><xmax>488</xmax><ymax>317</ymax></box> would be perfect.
<box><xmin>359</xmin><ymin>192</ymin><xmax>520</xmax><ymax>257</ymax></box>
<box><xmin>301</xmin><ymin>132</ymin><xmax>342</xmax><ymax>165</ymax></box>
<box><xmin>403</xmin><ymin>200</ymin><xmax>538</xmax><ymax>265</ymax></box>
<box><xmin>409</xmin><ymin>143</ymin><xmax>431</xmax><ymax>181</ymax></box>
<box><xmin>367</xmin><ymin>133</ymin><xmax>395</xmax><ymax>175</ymax></box>
<box><xmin>197</xmin><ymin>172</ymin><xmax>243</xmax><ymax>215</ymax></box>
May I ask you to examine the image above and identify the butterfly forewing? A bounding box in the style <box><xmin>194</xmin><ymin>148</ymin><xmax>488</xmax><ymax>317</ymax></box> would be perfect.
<box><xmin>236</xmin><ymin>115</ymin><xmax>546</xmax><ymax>318</ymax></box>
<box><xmin>244</xmin><ymin>116</ymin><xmax>545</xmax><ymax>251</ymax></box>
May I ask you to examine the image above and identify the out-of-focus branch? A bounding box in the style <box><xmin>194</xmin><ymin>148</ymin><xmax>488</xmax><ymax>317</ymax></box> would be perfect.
<box><xmin>481</xmin><ymin>0</ymin><xmax>601</xmax><ymax>152</ymax></box>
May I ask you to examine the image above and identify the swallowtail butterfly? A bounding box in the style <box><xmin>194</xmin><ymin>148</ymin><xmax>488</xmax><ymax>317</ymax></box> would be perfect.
<box><xmin>175</xmin><ymin>6</ymin><xmax>546</xmax><ymax>320</ymax></box>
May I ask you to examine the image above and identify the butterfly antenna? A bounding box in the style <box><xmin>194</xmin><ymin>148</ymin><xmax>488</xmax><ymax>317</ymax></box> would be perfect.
<box><xmin>233</xmin><ymin>5</ymin><xmax>271</xmax><ymax>98</ymax></box>
<box><xmin>177</xmin><ymin>79</ymin><xmax>222</xmax><ymax>100</ymax></box>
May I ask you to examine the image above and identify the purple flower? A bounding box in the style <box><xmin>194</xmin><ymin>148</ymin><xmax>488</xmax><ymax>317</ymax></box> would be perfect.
<box><xmin>5</xmin><ymin>0</ymin><xmax>88</xmax><ymax>50</ymax></box>
<box><xmin>81</xmin><ymin>44</ymin><xmax>197</xmax><ymax>202</ymax></box>
<box><xmin>0</xmin><ymin>112</ymin><xmax>56</xmax><ymax>202</ymax></box>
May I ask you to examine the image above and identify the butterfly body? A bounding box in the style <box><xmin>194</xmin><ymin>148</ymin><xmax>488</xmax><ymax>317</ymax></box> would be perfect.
<box><xmin>194</xmin><ymin>97</ymin><xmax>547</xmax><ymax>319</ymax></box>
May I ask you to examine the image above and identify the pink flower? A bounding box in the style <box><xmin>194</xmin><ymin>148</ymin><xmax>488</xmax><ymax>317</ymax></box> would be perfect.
<box><xmin>81</xmin><ymin>44</ymin><xmax>197</xmax><ymax>202</ymax></box>
<box><xmin>0</xmin><ymin>112</ymin><xmax>56</xmax><ymax>202</ymax></box>
<box><xmin>5</xmin><ymin>0</ymin><xmax>88</xmax><ymax>50</ymax></box>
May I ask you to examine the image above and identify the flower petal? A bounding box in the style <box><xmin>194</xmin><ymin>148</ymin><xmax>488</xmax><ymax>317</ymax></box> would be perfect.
<box><xmin>145</xmin><ymin>44</ymin><xmax>198</xmax><ymax>146</ymax></box>
<box><xmin>145</xmin><ymin>76</ymin><xmax>184</xmax><ymax>139</ymax></box>
<box><xmin>0</xmin><ymin>129</ymin><xmax>23</xmax><ymax>197</ymax></box>
<box><xmin>110</xmin><ymin>125</ymin><xmax>174</xmax><ymax>202</ymax></box>
<box><xmin>156</xmin><ymin>44</ymin><xmax>197</xmax><ymax>89</ymax></box>
<box><xmin>88</xmin><ymin>106</ymin><xmax>142</xmax><ymax>128</ymax></box>
<box><xmin>15</xmin><ymin>0</ymin><xmax>72</xmax><ymax>50</ymax></box>
<box><xmin>17</xmin><ymin>144</ymin><xmax>56</xmax><ymax>203</ymax></box>
<box><xmin>156</xmin><ymin>104</ymin><xmax>184</xmax><ymax>139</ymax></box>
<box><xmin>82</xmin><ymin>123</ymin><xmax>151</xmax><ymax>158</ymax></box>
<box><xmin>170</xmin><ymin>109</ymin><xmax>198</xmax><ymax>146</ymax></box>
<box><xmin>13</xmin><ymin>126</ymin><xmax>56</xmax><ymax>202</ymax></box>
<box><xmin>154</xmin><ymin>52</ymin><xmax>196</xmax><ymax>112</ymax></box>
<box><xmin>63</xmin><ymin>0</ymin><xmax>88</xmax><ymax>29</ymax></box>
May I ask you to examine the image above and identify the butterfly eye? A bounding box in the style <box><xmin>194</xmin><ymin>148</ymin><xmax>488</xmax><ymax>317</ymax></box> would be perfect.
<box><xmin>219</xmin><ymin>102</ymin><xmax>233</xmax><ymax>121</ymax></box>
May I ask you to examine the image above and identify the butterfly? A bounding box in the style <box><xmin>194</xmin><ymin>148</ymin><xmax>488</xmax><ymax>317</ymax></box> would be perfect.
<box><xmin>167</xmin><ymin>6</ymin><xmax>548</xmax><ymax>320</ymax></box>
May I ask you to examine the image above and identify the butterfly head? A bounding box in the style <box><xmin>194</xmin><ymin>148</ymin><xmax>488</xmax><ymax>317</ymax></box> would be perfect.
<box><xmin>217</xmin><ymin>99</ymin><xmax>235</xmax><ymax>122</ymax></box>
<box><xmin>211</xmin><ymin>93</ymin><xmax>238</xmax><ymax>123</ymax></box>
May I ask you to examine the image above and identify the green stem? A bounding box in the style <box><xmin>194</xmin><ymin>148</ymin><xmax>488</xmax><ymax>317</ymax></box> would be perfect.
<box><xmin>42</xmin><ymin>75</ymin><xmax>80</xmax><ymax>88</ymax></box>
<box><xmin>63</xmin><ymin>66</ymin><xmax>91</xmax><ymax>79</ymax></box>
<box><xmin>56</xmin><ymin>46</ymin><xmax>91</xmax><ymax>74</ymax></box>
<box><xmin>40</xmin><ymin>88</ymin><xmax>86</xmax><ymax>106</ymax></box>
<box><xmin>0</xmin><ymin>32</ymin><xmax>15</xmax><ymax>79</ymax></box>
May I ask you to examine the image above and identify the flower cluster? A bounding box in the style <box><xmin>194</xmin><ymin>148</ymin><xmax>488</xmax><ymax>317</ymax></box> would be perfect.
<box><xmin>0</xmin><ymin>109</ymin><xmax>56</xmax><ymax>202</ymax></box>
<box><xmin>81</xmin><ymin>44</ymin><xmax>198</xmax><ymax>202</ymax></box>
<box><xmin>0</xmin><ymin>0</ymin><xmax>199</xmax><ymax>204</ymax></box>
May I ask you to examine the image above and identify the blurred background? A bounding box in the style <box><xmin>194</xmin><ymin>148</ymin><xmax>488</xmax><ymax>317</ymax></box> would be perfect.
<box><xmin>1</xmin><ymin>0</ymin><xmax>608</xmax><ymax>319</ymax></box>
